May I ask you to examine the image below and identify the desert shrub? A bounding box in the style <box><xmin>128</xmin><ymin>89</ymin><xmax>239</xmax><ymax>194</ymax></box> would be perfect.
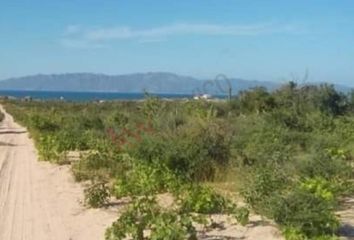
<box><xmin>306</xmin><ymin>112</ymin><xmax>336</xmax><ymax>132</ymax></box>
<box><xmin>300</xmin><ymin>150</ymin><xmax>352</xmax><ymax>181</ymax></box>
<box><xmin>272</xmin><ymin>187</ymin><xmax>339</xmax><ymax>239</ymax></box>
<box><xmin>232</xmin><ymin>117</ymin><xmax>294</xmax><ymax>166</ymax></box>
<box><xmin>241</xmin><ymin>163</ymin><xmax>289</xmax><ymax>217</ymax></box>
<box><xmin>72</xmin><ymin>150</ymin><xmax>131</xmax><ymax>181</ymax></box>
<box><xmin>282</xmin><ymin>227</ymin><xmax>340</xmax><ymax>240</ymax></box>
<box><xmin>179</xmin><ymin>185</ymin><xmax>229</xmax><ymax>214</ymax></box>
<box><xmin>165</xmin><ymin>121</ymin><xmax>231</xmax><ymax>181</ymax></box>
<box><xmin>130</xmin><ymin>120</ymin><xmax>231</xmax><ymax>181</ymax></box>
<box><xmin>178</xmin><ymin>185</ymin><xmax>249</xmax><ymax>225</ymax></box>
<box><xmin>182</xmin><ymin>100</ymin><xmax>217</xmax><ymax>120</ymax></box>
<box><xmin>79</xmin><ymin>115</ymin><xmax>104</xmax><ymax>130</ymax></box>
<box><xmin>299</xmin><ymin>177</ymin><xmax>337</xmax><ymax>203</ymax></box>
<box><xmin>84</xmin><ymin>182</ymin><xmax>110</xmax><ymax>208</ymax></box>
<box><xmin>233</xmin><ymin>207</ymin><xmax>250</xmax><ymax>226</ymax></box>
<box><xmin>107</xmin><ymin>111</ymin><xmax>129</xmax><ymax>129</ymax></box>
<box><xmin>142</xmin><ymin>95</ymin><xmax>166</xmax><ymax>119</ymax></box>
<box><xmin>159</xmin><ymin>110</ymin><xmax>187</xmax><ymax>132</ymax></box>
<box><xmin>237</xmin><ymin>87</ymin><xmax>276</xmax><ymax>113</ymax></box>
<box><xmin>113</xmin><ymin>161</ymin><xmax>181</xmax><ymax>198</ymax></box>
<box><xmin>29</xmin><ymin>114</ymin><xmax>60</xmax><ymax>132</ymax></box>
<box><xmin>37</xmin><ymin>134</ymin><xmax>61</xmax><ymax>161</ymax></box>
<box><xmin>129</xmin><ymin>134</ymin><xmax>166</xmax><ymax>163</ymax></box>
<box><xmin>56</xmin><ymin>129</ymin><xmax>90</xmax><ymax>151</ymax></box>
<box><xmin>105</xmin><ymin>196</ymin><xmax>199</xmax><ymax>240</ymax></box>
<box><xmin>268</xmin><ymin>109</ymin><xmax>309</xmax><ymax>131</ymax></box>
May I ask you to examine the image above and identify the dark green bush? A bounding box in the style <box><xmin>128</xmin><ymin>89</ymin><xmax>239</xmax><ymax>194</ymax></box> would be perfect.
<box><xmin>30</xmin><ymin>114</ymin><xmax>60</xmax><ymax>132</ymax></box>
<box><xmin>130</xmin><ymin>120</ymin><xmax>231</xmax><ymax>181</ymax></box>
<box><xmin>241</xmin><ymin>163</ymin><xmax>289</xmax><ymax>216</ymax></box>
<box><xmin>300</xmin><ymin>151</ymin><xmax>352</xmax><ymax>180</ymax></box>
<box><xmin>273</xmin><ymin>187</ymin><xmax>339</xmax><ymax>238</ymax></box>
<box><xmin>164</xmin><ymin>121</ymin><xmax>231</xmax><ymax>181</ymax></box>
<box><xmin>84</xmin><ymin>182</ymin><xmax>110</xmax><ymax>208</ymax></box>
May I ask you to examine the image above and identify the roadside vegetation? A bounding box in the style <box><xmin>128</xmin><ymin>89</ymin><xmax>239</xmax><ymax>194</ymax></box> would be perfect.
<box><xmin>3</xmin><ymin>82</ymin><xmax>354</xmax><ymax>239</ymax></box>
<box><xmin>0</xmin><ymin>110</ymin><xmax>4</xmax><ymax>122</ymax></box>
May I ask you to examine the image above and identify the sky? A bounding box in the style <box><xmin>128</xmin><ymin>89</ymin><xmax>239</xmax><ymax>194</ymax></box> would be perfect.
<box><xmin>1</xmin><ymin>0</ymin><xmax>354</xmax><ymax>86</ymax></box>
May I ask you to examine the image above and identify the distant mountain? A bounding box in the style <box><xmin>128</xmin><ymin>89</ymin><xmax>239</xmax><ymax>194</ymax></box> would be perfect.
<box><xmin>0</xmin><ymin>72</ymin><xmax>281</xmax><ymax>95</ymax></box>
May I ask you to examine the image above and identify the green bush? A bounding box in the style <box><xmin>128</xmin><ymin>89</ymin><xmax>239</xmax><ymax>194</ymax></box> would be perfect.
<box><xmin>179</xmin><ymin>185</ymin><xmax>229</xmax><ymax>214</ymax></box>
<box><xmin>129</xmin><ymin>134</ymin><xmax>166</xmax><ymax>163</ymax></box>
<box><xmin>131</xmin><ymin>120</ymin><xmax>231</xmax><ymax>181</ymax></box>
<box><xmin>72</xmin><ymin>150</ymin><xmax>131</xmax><ymax>181</ymax></box>
<box><xmin>29</xmin><ymin>114</ymin><xmax>60</xmax><ymax>132</ymax></box>
<box><xmin>178</xmin><ymin>185</ymin><xmax>249</xmax><ymax>225</ymax></box>
<box><xmin>300</xmin><ymin>151</ymin><xmax>352</xmax><ymax>181</ymax></box>
<box><xmin>272</xmin><ymin>187</ymin><xmax>339</xmax><ymax>239</ymax></box>
<box><xmin>241</xmin><ymin>163</ymin><xmax>289</xmax><ymax>216</ymax></box>
<box><xmin>165</xmin><ymin>121</ymin><xmax>231</xmax><ymax>181</ymax></box>
<box><xmin>113</xmin><ymin>162</ymin><xmax>181</xmax><ymax>198</ymax></box>
<box><xmin>84</xmin><ymin>182</ymin><xmax>110</xmax><ymax>208</ymax></box>
<box><xmin>105</xmin><ymin>196</ymin><xmax>199</xmax><ymax>240</ymax></box>
<box><xmin>37</xmin><ymin>134</ymin><xmax>61</xmax><ymax>161</ymax></box>
<box><xmin>299</xmin><ymin>177</ymin><xmax>336</xmax><ymax>203</ymax></box>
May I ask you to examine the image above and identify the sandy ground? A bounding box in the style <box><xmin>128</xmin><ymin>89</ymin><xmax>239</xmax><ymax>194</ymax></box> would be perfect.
<box><xmin>0</xmin><ymin>105</ymin><xmax>285</xmax><ymax>240</ymax></box>
<box><xmin>0</xmin><ymin>106</ymin><xmax>118</xmax><ymax>240</ymax></box>
<box><xmin>338</xmin><ymin>198</ymin><xmax>354</xmax><ymax>240</ymax></box>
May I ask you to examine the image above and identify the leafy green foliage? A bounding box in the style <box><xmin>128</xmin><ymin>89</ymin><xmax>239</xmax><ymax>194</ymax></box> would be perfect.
<box><xmin>105</xmin><ymin>196</ymin><xmax>199</xmax><ymax>240</ymax></box>
<box><xmin>113</xmin><ymin>162</ymin><xmax>181</xmax><ymax>198</ymax></box>
<box><xmin>179</xmin><ymin>185</ymin><xmax>229</xmax><ymax>214</ymax></box>
<box><xmin>299</xmin><ymin>177</ymin><xmax>336</xmax><ymax>202</ymax></box>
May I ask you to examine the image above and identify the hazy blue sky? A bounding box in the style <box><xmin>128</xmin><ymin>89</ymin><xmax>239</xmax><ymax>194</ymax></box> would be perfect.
<box><xmin>1</xmin><ymin>0</ymin><xmax>354</xmax><ymax>86</ymax></box>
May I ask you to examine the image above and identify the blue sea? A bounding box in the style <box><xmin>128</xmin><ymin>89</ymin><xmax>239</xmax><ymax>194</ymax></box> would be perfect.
<box><xmin>0</xmin><ymin>90</ymin><xmax>227</xmax><ymax>101</ymax></box>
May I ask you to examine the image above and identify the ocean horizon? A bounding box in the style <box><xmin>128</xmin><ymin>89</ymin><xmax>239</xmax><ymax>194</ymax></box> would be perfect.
<box><xmin>0</xmin><ymin>90</ymin><xmax>227</xmax><ymax>101</ymax></box>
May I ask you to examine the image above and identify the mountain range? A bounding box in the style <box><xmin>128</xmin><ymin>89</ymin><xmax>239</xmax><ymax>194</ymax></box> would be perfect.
<box><xmin>0</xmin><ymin>72</ymin><xmax>280</xmax><ymax>95</ymax></box>
<box><xmin>0</xmin><ymin>72</ymin><xmax>351</xmax><ymax>94</ymax></box>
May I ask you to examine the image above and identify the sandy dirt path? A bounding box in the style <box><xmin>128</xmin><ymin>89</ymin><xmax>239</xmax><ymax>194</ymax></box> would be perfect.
<box><xmin>0</xmin><ymin>106</ymin><xmax>117</xmax><ymax>240</ymax></box>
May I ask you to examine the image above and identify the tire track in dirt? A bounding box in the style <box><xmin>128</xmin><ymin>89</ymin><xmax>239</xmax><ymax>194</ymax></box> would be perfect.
<box><xmin>0</xmin><ymin>106</ymin><xmax>118</xmax><ymax>240</ymax></box>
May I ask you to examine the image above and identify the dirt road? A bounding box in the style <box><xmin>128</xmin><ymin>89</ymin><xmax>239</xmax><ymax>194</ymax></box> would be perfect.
<box><xmin>0</xmin><ymin>107</ymin><xmax>117</xmax><ymax>240</ymax></box>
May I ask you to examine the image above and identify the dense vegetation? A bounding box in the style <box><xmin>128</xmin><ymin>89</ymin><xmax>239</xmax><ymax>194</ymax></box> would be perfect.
<box><xmin>3</xmin><ymin>82</ymin><xmax>354</xmax><ymax>239</ymax></box>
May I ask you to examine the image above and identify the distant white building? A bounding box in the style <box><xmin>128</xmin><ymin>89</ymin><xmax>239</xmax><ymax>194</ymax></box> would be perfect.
<box><xmin>193</xmin><ymin>94</ymin><xmax>212</xmax><ymax>100</ymax></box>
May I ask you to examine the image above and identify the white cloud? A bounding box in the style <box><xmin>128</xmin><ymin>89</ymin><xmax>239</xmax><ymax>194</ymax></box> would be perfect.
<box><xmin>59</xmin><ymin>38</ymin><xmax>106</xmax><ymax>49</ymax></box>
<box><xmin>61</xmin><ymin>22</ymin><xmax>302</xmax><ymax>48</ymax></box>
<box><xmin>64</xmin><ymin>25</ymin><xmax>82</xmax><ymax>35</ymax></box>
